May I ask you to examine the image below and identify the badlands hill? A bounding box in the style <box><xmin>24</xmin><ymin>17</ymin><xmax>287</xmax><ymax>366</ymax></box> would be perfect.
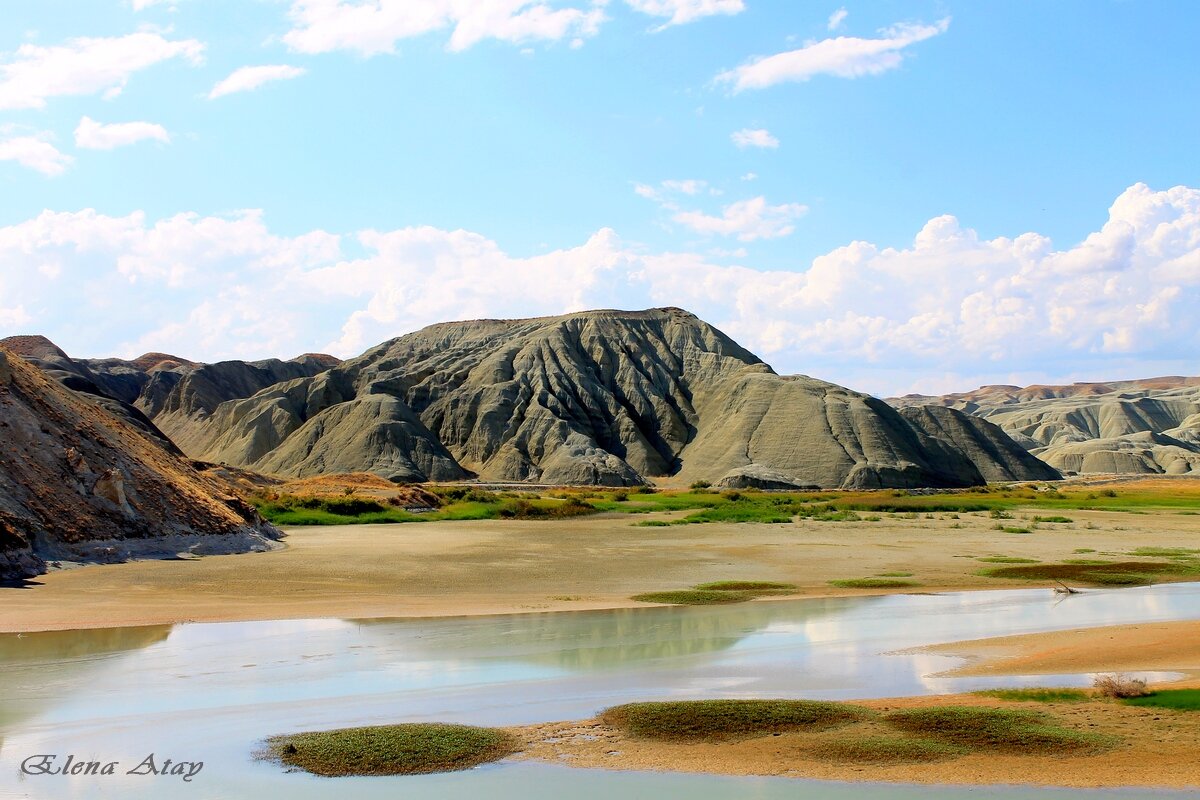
<box><xmin>11</xmin><ymin>309</ymin><xmax>1058</xmax><ymax>489</ymax></box>
<box><xmin>0</xmin><ymin>346</ymin><xmax>281</xmax><ymax>581</ymax></box>
<box><xmin>890</xmin><ymin>378</ymin><xmax>1200</xmax><ymax>475</ymax></box>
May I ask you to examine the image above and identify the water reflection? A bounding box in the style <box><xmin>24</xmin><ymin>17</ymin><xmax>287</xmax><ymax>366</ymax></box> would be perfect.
<box><xmin>2</xmin><ymin>584</ymin><xmax>1200</xmax><ymax>799</ymax></box>
<box><xmin>351</xmin><ymin>596</ymin><xmax>861</xmax><ymax>670</ymax></box>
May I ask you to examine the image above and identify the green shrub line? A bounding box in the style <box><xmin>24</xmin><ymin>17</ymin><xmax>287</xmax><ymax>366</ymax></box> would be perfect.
<box><xmin>267</xmin><ymin>723</ymin><xmax>517</xmax><ymax>776</ymax></box>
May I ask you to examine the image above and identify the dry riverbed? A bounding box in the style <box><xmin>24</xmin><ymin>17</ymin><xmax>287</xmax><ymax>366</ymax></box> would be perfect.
<box><xmin>1</xmin><ymin>506</ymin><xmax>1198</xmax><ymax>632</ymax></box>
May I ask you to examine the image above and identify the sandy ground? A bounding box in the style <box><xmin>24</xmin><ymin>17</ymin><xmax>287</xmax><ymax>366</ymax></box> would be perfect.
<box><xmin>925</xmin><ymin>620</ymin><xmax>1200</xmax><ymax>679</ymax></box>
<box><xmin>1</xmin><ymin>506</ymin><xmax>1197</xmax><ymax>633</ymax></box>
<box><xmin>508</xmin><ymin>691</ymin><xmax>1200</xmax><ymax>789</ymax></box>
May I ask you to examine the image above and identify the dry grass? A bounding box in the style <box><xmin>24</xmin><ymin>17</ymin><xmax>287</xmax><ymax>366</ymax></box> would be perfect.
<box><xmin>1093</xmin><ymin>674</ymin><xmax>1149</xmax><ymax>699</ymax></box>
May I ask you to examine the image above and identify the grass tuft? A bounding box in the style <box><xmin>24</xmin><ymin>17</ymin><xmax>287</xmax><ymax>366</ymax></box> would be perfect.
<box><xmin>809</xmin><ymin>735</ymin><xmax>968</xmax><ymax>764</ymax></box>
<box><xmin>830</xmin><ymin>577</ymin><xmax>920</xmax><ymax>589</ymax></box>
<box><xmin>599</xmin><ymin>700</ymin><xmax>870</xmax><ymax>742</ymax></box>
<box><xmin>977</xmin><ymin>561</ymin><xmax>1192</xmax><ymax>586</ymax></box>
<box><xmin>884</xmin><ymin>706</ymin><xmax>1115</xmax><ymax>754</ymax></box>
<box><xmin>630</xmin><ymin>589</ymin><xmax>756</xmax><ymax>605</ymax></box>
<box><xmin>693</xmin><ymin>581</ymin><xmax>797</xmax><ymax>592</ymax></box>
<box><xmin>974</xmin><ymin>688</ymin><xmax>1091</xmax><ymax>703</ymax></box>
<box><xmin>267</xmin><ymin>723</ymin><xmax>517</xmax><ymax>776</ymax></box>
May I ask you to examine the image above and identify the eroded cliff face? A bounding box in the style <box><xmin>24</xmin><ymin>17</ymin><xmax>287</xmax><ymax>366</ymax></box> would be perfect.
<box><xmin>890</xmin><ymin>378</ymin><xmax>1200</xmax><ymax>476</ymax></box>
<box><xmin>127</xmin><ymin>308</ymin><xmax>1055</xmax><ymax>488</ymax></box>
<box><xmin>0</xmin><ymin>347</ymin><xmax>281</xmax><ymax>581</ymax></box>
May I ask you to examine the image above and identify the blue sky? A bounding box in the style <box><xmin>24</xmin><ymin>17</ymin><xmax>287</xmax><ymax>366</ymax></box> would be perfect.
<box><xmin>0</xmin><ymin>0</ymin><xmax>1198</xmax><ymax>396</ymax></box>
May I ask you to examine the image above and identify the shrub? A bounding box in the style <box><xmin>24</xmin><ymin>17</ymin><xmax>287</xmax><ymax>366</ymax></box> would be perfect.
<box><xmin>1093</xmin><ymin>674</ymin><xmax>1149</xmax><ymax>699</ymax></box>
<box><xmin>720</xmin><ymin>490</ymin><xmax>743</xmax><ymax>501</ymax></box>
<box><xmin>689</xmin><ymin>480</ymin><xmax>712</xmax><ymax>489</ymax></box>
<box><xmin>613</xmin><ymin>491</ymin><xmax>629</xmax><ymax>502</ymax></box>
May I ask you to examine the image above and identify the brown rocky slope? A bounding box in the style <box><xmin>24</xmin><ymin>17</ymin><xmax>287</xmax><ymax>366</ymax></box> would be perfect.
<box><xmin>0</xmin><ymin>346</ymin><xmax>281</xmax><ymax>581</ymax></box>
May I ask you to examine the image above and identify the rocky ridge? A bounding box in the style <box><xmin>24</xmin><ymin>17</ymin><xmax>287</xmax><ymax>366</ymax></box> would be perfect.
<box><xmin>20</xmin><ymin>308</ymin><xmax>1060</xmax><ymax>489</ymax></box>
<box><xmin>890</xmin><ymin>378</ymin><xmax>1200</xmax><ymax>475</ymax></box>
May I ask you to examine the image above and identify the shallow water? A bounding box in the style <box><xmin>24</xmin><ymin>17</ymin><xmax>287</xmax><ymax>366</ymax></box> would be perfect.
<box><xmin>2</xmin><ymin>583</ymin><xmax>1200</xmax><ymax>799</ymax></box>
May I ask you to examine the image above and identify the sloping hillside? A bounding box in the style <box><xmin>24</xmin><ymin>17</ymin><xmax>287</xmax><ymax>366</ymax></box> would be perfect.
<box><xmin>890</xmin><ymin>378</ymin><xmax>1200</xmax><ymax>475</ymax></box>
<box><xmin>0</xmin><ymin>347</ymin><xmax>281</xmax><ymax>581</ymax></box>
<box><xmin>110</xmin><ymin>308</ymin><xmax>1056</xmax><ymax>488</ymax></box>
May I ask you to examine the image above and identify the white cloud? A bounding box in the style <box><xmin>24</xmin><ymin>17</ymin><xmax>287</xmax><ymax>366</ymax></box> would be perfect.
<box><xmin>634</xmin><ymin>178</ymin><xmax>713</xmax><ymax>204</ymax></box>
<box><xmin>1</xmin><ymin>184</ymin><xmax>1198</xmax><ymax>396</ymax></box>
<box><xmin>0</xmin><ymin>32</ymin><xmax>204</xmax><ymax>110</ymax></box>
<box><xmin>131</xmin><ymin>0</ymin><xmax>179</xmax><ymax>9</ymax></box>
<box><xmin>674</xmin><ymin>196</ymin><xmax>807</xmax><ymax>241</ymax></box>
<box><xmin>624</xmin><ymin>0</ymin><xmax>744</xmax><ymax>29</ymax></box>
<box><xmin>283</xmin><ymin>0</ymin><xmax>607</xmax><ymax>56</ymax></box>
<box><xmin>740</xmin><ymin>172</ymin><xmax>757</xmax><ymax>181</ymax></box>
<box><xmin>731</xmin><ymin>127</ymin><xmax>778</xmax><ymax>149</ymax></box>
<box><xmin>827</xmin><ymin>7</ymin><xmax>847</xmax><ymax>31</ymax></box>
<box><xmin>74</xmin><ymin>116</ymin><xmax>169</xmax><ymax>149</ymax></box>
<box><xmin>716</xmin><ymin>18</ymin><xmax>949</xmax><ymax>92</ymax></box>
<box><xmin>0</xmin><ymin>305</ymin><xmax>32</xmax><ymax>327</ymax></box>
<box><xmin>208</xmin><ymin>64</ymin><xmax>307</xmax><ymax>99</ymax></box>
<box><xmin>0</xmin><ymin>134</ymin><xmax>73</xmax><ymax>176</ymax></box>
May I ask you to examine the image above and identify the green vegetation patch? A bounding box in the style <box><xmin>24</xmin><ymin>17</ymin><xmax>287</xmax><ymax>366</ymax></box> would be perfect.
<box><xmin>875</xmin><ymin>572</ymin><xmax>914</xmax><ymax>578</ymax></box>
<box><xmin>977</xmin><ymin>560</ymin><xmax>1194</xmax><ymax>586</ymax></box>
<box><xmin>974</xmin><ymin>688</ymin><xmax>1091</xmax><ymax>703</ymax></box>
<box><xmin>1032</xmin><ymin>515</ymin><xmax>1073</xmax><ymax>523</ymax></box>
<box><xmin>599</xmin><ymin>699</ymin><xmax>870</xmax><ymax>742</ymax></box>
<box><xmin>268</xmin><ymin>723</ymin><xmax>517</xmax><ymax>776</ymax></box>
<box><xmin>1127</xmin><ymin>547</ymin><xmax>1200</xmax><ymax>560</ymax></box>
<box><xmin>830</xmin><ymin>577</ymin><xmax>920</xmax><ymax>589</ymax></box>
<box><xmin>630</xmin><ymin>589</ymin><xmax>757</xmax><ymax>605</ymax></box>
<box><xmin>1123</xmin><ymin>689</ymin><xmax>1200</xmax><ymax>711</ymax></box>
<box><xmin>693</xmin><ymin>581</ymin><xmax>797</xmax><ymax>592</ymax></box>
<box><xmin>884</xmin><ymin>706</ymin><xmax>1114</xmax><ymax>754</ymax></box>
<box><xmin>633</xmin><ymin>579</ymin><xmax>797</xmax><ymax>605</ymax></box>
<box><xmin>809</xmin><ymin>735</ymin><xmax>968</xmax><ymax>764</ymax></box>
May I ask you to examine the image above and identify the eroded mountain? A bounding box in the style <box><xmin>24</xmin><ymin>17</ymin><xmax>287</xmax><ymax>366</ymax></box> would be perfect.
<box><xmin>0</xmin><ymin>347</ymin><xmax>281</xmax><ymax>580</ymax></box>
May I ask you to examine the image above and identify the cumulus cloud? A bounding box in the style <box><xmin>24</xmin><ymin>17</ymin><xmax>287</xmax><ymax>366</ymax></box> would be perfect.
<box><xmin>74</xmin><ymin>116</ymin><xmax>169</xmax><ymax>149</ymax></box>
<box><xmin>827</xmin><ymin>8</ymin><xmax>847</xmax><ymax>31</ymax></box>
<box><xmin>0</xmin><ymin>134</ymin><xmax>73</xmax><ymax>176</ymax></box>
<box><xmin>0</xmin><ymin>32</ymin><xmax>205</xmax><ymax>110</ymax></box>
<box><xmin>673</xmin><ymin>196</ymin><xmax>807</xmax><ymax>241</ymax></box>
<box><xmin>716</xmin><ymin>18</ymin><xmax>949</xmax><ymax>92</ymax></box>
<box><xmin>283</xmin><ymin>0</ymin><xmax>607</xmax><ymax>56</ymax></box>
<box><xmin>0</xmin><ymin>184</ymin><xmax>1197</xmax><ymax>396</ymax></box>
<box><xmin>731</xmin><ymin>127</ymin><xmax>778</xmax><ymax>148</ymax></box>
<box><xmin>624</xmin><ymin>0</ymin><xmax>744</xmax><ymax>29</ymax></box>
<box><xmin>208</xmin><ymin>64</ymin><xmax>307</xmax><ymax>99</ymax></box>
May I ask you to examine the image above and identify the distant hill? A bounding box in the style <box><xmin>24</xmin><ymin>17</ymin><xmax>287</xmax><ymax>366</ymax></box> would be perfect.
<box><xmin>0</xmin><ymin>346</ymin><xmax>281</xmax><ymax>581</ymax></box>
<box><xmin>8</xmin><ymin>308</ymin><xmax>1058</xmax><ymax>489</ymax></box>
<box><xmin>889</xmin><ymin>377</ymin><xmax>1200</xmax><ymax>475</ymax></box>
